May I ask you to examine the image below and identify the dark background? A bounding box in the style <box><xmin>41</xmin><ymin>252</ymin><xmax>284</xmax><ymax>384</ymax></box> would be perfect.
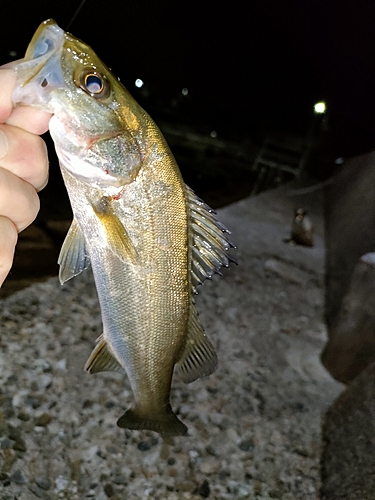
<box><xmin>2</xmin><ymin>1</ymin><xmax>375</xmax><ymax>159</ymax></box>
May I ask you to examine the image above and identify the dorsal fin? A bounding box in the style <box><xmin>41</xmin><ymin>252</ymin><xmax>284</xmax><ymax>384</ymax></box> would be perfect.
<box><xmin>58</xmin><ymin>218</ymin><xmax>90</xmax><ymax>285</ymax></box>
<box><xmin>186</xmin><ymin>185</ymin><xmax>236</xmax><ymax>294</ymax></box>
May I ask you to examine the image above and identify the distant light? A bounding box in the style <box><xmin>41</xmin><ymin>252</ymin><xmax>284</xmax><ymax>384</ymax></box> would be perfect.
<box><xmin>335</xmin><ymin>157</ymin><xmax>344</xmax><ymax>165</ymax></box>
<box><xmin>8</xmin><ymin>50</ymin><xmax>17</xmax><ymax>57</ymax></box>
<box><xmin>210</xmin><ymin>131</ymin><xmax>217</xmax><ymax>138</ymax></box>
<box><xmin>182</xmin><ymin>88</ymin><xmax>189</xmax><ymax>96</ymax></box>
<box><xmin>135</xmin><ymin>79</ymin><xmax>144</xmax><ymax>88</ymax></box>
<box><xmin>314</xmin><ymin>101</ymin><xmax>326</xmax><ymax>114</ymax></box>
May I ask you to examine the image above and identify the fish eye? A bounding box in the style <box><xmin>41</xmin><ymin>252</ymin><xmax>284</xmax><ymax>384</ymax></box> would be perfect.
<box><xmin>77</xmin><ymin>69</ymin><xmax>110</xmax><ymax>99</ymax></box>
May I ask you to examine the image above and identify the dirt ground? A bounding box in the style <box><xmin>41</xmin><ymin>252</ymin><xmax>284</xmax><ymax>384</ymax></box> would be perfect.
<box><xmin>0</xmin><ymin>182</ymin><xmax>342</xmax><ymax>499</ymax></box>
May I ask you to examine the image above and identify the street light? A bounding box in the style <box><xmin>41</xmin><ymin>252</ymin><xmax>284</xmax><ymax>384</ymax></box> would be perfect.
<box><xmin>314</xmin><ymin>101</ymin><xmax>326</xmax><ymax>114</ymax></box>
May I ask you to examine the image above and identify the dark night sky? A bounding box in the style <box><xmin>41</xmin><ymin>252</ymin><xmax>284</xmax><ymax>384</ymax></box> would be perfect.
<box><xmin>2</xmin><ymin>1</ymin><xmax>375</xmax><ymax>158</ymax></box>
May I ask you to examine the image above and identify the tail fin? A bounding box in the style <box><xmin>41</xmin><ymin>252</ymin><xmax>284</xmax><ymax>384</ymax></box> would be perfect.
<box><xmin>117</xmin><ymin>405</ymin><xmax>188</xmax><ymax>437</ymax></box>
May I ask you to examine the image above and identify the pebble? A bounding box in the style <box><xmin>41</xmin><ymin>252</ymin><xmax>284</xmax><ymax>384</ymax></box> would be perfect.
<box><xmin>17</xmin><ymin>410</ymin><xmax>31</xmax><ymax>421</ymax></box>
<box><xmin>36</xmin><ymin>477</ymin><xmax>51</xmax><ymax>490</ymax></box>
<box><xmin>205</xmin><ymin>444</ymin><xmax>217</xmax><ymax>456</ymax></box>
<box><xmin>36</xmin><ymin>413</ymin><xmax>52</xmax><ymax>426</ymax></box>
<box><xmin>238</xmin><ymin>438</ymin><xmax>255</xmax><ymax>452</ymax></box>
<box><xmin>1</xmin><ymin>438</ymin><xmax>12</xmax><ymax>450</ymax></box>
<box><xmin>197</xmin><ymin>479</ymin><xmax>210</xmax><ymax>498</ymax></box>
<box><xmin>8</xmin><ymin>425</ymin><xmax>22</xmax><ymax>441</ymax></box>
<box><xmin>28</xmin><ymin>484</ymin><xmax>44</xmax><ymax>498</ymax></box>
<box><xmin>113</xmin><ymin>475</ymin><xmax>127</xmax><ymax>485</ymax></box>
<box><xmin>10</xmin><ymin>469</ymin><xmax>28</xmax><ymax>484</ymax></box>
<box><xmin>55</xmin><ymin>475</ymin><xmax>69</xmax><ymax>491</ymax></box>
<box><xmin>2</xmin><ymin>448</ymin><xmax>17</xmax><ymax>471</ymax></box>
<box><xmin>104</xmin><ymin>483</ymin><xmax>115</xmax><ymax>497</ymax></box>
<box><xmin>13</xmin><ymin>438</ymin><xmax>27</xmax><ymax>452</ymax></box>
<box><xmin>137</xmin><ymin>440</ymin><xmax>151</xmax><ymax>451</ymax></box>
<box><xmin>0</xmin><ymin>191</ymin><xmax>341</xmax><ymax>500</ymax></box>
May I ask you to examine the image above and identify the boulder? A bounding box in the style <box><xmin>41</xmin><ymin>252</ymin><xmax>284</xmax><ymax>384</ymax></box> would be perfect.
<box><xmin>321</xmin><ymin>363</ymin><xmax>375</xmax><ymax>500</ymax></box>
<box><xmin>325</xmin><ymin>153</ymin><xmax>375</xmax><ymax>328</ymax></box>
<box><xmin>321</xmin><ymin>253</ymin><xmax>375</xmax><ymax>383</ymax></box>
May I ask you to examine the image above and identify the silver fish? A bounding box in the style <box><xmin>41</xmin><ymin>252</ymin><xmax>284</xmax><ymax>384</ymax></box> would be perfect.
<box><xmin>12</xmin><ymin>20</ymin><xmax>235</xmax><ymax>436</ymax></box>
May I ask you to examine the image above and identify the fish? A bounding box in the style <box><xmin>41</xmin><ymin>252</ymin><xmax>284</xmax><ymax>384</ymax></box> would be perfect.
<box><xmin>11</xmin><ymin>20</ymin><xmax>235</xmax><ymax>436</ymax></box>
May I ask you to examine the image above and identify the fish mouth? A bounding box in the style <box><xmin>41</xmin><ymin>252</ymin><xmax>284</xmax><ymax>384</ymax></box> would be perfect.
<box><xmin>11</xmin><ymin>19</ymin><xmax>67</xmax><ymax>110</ymax></box>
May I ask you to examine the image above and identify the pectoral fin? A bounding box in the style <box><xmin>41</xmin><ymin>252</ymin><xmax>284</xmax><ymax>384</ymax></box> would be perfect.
<box><xmin>176</xmin><ymin>306</ymin><xmax>218</xmax><ymax>383</ymax></box>
<box><xmin>84</xmin><ymin>334</ymin><xmax>124</xmax><ymax>374</ymax></box>
<box><xmin>93</xmin><ymin>196</ymin><xmax>137</xmax><ymax>263</ymax></box>
<box><xmin>58</xmin><ymin>219</ymin><xmax>90</xmax><ymax>285</ymax></box>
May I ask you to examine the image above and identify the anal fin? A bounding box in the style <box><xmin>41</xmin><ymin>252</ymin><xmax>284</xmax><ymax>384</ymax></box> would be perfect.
<box><xmin>176</xmin><ymin>306</ymin><xmax>218</xmax><ymax>384</ymax></box>
<box><xmin>84</xmin><ymin>334</ymin><xmax>124</xmax><ymax>374</ymax></box>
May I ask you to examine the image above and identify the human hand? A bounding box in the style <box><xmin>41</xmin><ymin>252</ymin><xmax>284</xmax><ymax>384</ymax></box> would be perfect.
<box><xmin>0</xmin><ymin>67</ymin><xmax>52</xmax><ymax>287</ymax></box>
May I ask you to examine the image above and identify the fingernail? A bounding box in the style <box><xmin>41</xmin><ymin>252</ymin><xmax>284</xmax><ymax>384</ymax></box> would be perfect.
<box><xmin>0</xmin><ymin>130</ymin><xmax>8</xmax><ymax>160</ymax></box>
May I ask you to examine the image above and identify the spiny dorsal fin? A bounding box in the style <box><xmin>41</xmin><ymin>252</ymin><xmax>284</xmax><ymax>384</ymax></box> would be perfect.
<box><xmin>58</xmin><ymin>218</ymin><xmax>90</xmax><ymax>285</ymax></box>
<box><xmin>176</xmin><ymin>306</ymin><xmax>218</xmax><ymax>384</ymax></box>
<box><xmin>186</xmin><ymin>185</ymin><xmax>236</xmax><ymax>293</ymax></box>
<box><xmin>93</xmin><ymin>196</ymin><xmax>137</xmax><ymax>264</ymax></box>
<box><xmin>84</xmin><ymin>334</ymin><xmax>124</xmax><ymax>374</ymax></box>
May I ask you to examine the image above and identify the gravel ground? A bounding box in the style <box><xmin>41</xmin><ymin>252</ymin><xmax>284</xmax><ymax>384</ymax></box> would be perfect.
<box><xmin>0</xmin><ymin>184</ymin><xmax>342</xmax><ymax>499</ymax></box>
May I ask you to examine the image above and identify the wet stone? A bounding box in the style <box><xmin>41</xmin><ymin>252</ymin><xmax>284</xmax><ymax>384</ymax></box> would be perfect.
<box><xmin>10</xmin><ymin>469</ymin><xmax>28</xmax><ymax>484</ymax></box>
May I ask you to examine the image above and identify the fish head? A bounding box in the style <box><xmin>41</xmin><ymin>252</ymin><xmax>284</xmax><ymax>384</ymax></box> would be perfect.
<box><xmin>12</xmin><ymin>19</ymin><xmax>143</xmax><ymax>189</ymax></box>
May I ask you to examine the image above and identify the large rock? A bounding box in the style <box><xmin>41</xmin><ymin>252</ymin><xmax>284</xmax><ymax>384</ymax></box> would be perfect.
<box><xmin>321</xmin><ymin>253</ymin><xmax>375</xmax><ymax>383</ymax></box>
<box><xmin>324</xmin><ymin>153</ymin><xmax>375</xmax><ymax>328</ymax></box>
<box><xmin>321</xmin><ymin>363</ymin><xmax>375</xmax><ymax>500</ymax></box>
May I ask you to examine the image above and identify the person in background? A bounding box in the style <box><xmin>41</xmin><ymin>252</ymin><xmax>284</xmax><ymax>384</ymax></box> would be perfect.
<box><xmin>0</xmin><ymin>67</ymin><xmax>51</xmax><ymax>287</ymax></box>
